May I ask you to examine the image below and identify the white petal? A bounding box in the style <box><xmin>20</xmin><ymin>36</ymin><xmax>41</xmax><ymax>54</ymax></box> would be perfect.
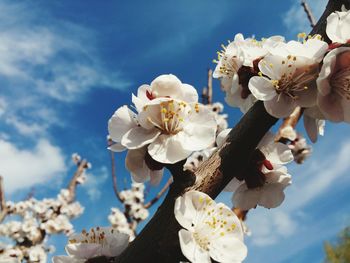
<box><xmin>65</xmin><ymin>243</ymin><xmax>101</xmax><ymax>259</ymax></box>
<box><xmin>216</xmin><ymin>128</ymin><xmax>231</xmax><ymax>148</ymax></box>
<box><xmin>108</xmin><ymin>143</ymin><xmax>126</xmax><ymax>152</ymax></box>
<box><xmin>248</xmin><ymin>77</ymin><xmax>277</xmax><ymax>101</ymax></box>
<box><xmin>108</xmin><ymin>106</ymin><xmax>137</xmax><ymax>143</ymax></box>
<box><xmin>209</xmin><ymin>236</ymin><xmax>247</xmax><ymax>263</ymax></box>
<box><xmin>233</xmin><ymin>184</ymin><xmax>261</xmax><ymax>210</ymax></box>
<box><xmin>181</xmin><ymin>105</ymin><xmax>217</xmax><ymax>151</ymax></box>
<box><xmin>259</xmin><ymin>185</ymin><xmax>286</xmax><ymax>208</ymax></box>
<box><xmin>148</xmin><ymin>133</ymin><xmax>192</xmax><ymax>164</ymax></box>
<box><xmin>121</xmin><ymin>127</ymin><xmax>160</xmax><ymax>149</ymax></box>
<box><xmin>181</xmin><ymin>84</ymin><xmax>199</xmax><ymax>103</ymax></box>
<box><xmin>304</xmin><ymin>115</ymin><xmax>318</xmax><ymax>143</ymax></box>
<box><xmin>103</xmin><ymin>232</ymin><xmax>129</xmax><ymax>257</ymax></box>
<box><xmin>261</xmin><ymin>142</ymin><xmax>294</xmax><ymax>165</ymax></box>
<box><xmin>264</xmin><ymin>95</ymin><xmax>296</xmax><ymax>118</ymax></box>
<box><xmin>125</xmin><ymin>148</ymin><xmax>151</xmax><ymax>183</ymax></box>
<box><xmin>258</xmin><ymin>55</ymin><xmax>284</xmax><ymax>80</ymax></box>
<box><xmin>174</xmin><ymin>191</ymin><xmax>215</xmax><ymax>230</ymax></box>
<box><xmin>52</xmin><ymin>256</ymin><xmax>84</xmax><ymax>263</ymax></box>
<box><xmin>178</xmin><ymin>230</ymin><xmax>211</xmax><ymax>263</ymax></box>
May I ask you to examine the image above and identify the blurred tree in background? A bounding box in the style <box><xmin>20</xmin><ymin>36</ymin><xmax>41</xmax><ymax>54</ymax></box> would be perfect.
<box><xmin>324</xmin><ymin>227</ymin><xmax>350</xmax><ymax>263</ymax></box>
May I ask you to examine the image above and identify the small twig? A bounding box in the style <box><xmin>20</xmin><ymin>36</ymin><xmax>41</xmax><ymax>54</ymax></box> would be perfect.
<box><xmin>67</xmin><ymin>160</ymin><xmax>88</xmax><ymax>203</ymax></box>
<box><xmin>201</xmin><ymin>69</ymin><xmax>213</xmax><ymax>105</ymax></box>
<box><xmin>275</xmin><ymin>106</ymin><xmax>303</xmax><ymax>142</ymax></box>
<box><xmin>232</xmin><ymin>207</ymin><xmax>248</xmax><ymax>221</ymax></box>
<box><xmin>0</xmin><ymin>176</ymin><xmax>8</xmax><ymax>223</ymax></box>
<box><xmin>301</xmin><ymin>0</ymin><xmax>317</xmax><ymax>28</ymax></box>
<box><xmin>109</xmin><ymin>148</ymin><xmax>123</xmax><ymax>203</ymax></box>
<box><xmin>144</xmin><ymin>177</ymin><xmax>173</xmax><ymax>209</ymax></box>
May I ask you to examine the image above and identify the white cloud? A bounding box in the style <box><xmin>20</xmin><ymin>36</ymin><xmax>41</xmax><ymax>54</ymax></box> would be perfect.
<box><xmin>0</xmin><ymin>1</ymin><xmax>128</xmax><ymax>102</ymax></box>
<box><xmin>283</xmin><ymin>0</ymin><xmax>327</xmax><ymax>36</ymax></box>
<box><xmin>82</xmin><ymin>166</ymin><xmax>109</xmax><ymax>201</ymax></box>
<box><xmin>0</xmin><ymin>1</ymin><xmax>130</xmax><ymax>137</ymax></box>
<box><xmin>0</xmin><ymin>139</ymin><xmax>66</xmax><ymax>193</ymax></box>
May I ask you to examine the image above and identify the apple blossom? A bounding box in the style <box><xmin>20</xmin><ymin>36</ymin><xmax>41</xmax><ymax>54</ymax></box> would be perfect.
<box><xmin>175</xmin><ymin>191</ymin><xmax>247</xmax><ymax>263</ymax></box>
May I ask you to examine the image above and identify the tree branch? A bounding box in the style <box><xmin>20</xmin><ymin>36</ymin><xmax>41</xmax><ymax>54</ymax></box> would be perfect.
<box><xmin>301</xmin><ymin>0</ymin><xmax>316</xmax><ymax>28</ymax></box>
<box><xmin>67</xmin><ymin>159</ymin><xmax>88</xmax><ymax>203</ymax></box>
<box><xmin>109</xmin><ymin>149</ymin><xmax>123</xmax><ymax>203</ymax></box>
<box><xmin>144</xmin><ymin>177</ymin><xmax>173</xmax><ymax>209</ymax></box>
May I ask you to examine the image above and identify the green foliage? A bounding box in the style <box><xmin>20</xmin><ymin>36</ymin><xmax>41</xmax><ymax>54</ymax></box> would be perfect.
<box><xmin>324</xmin><ymin>227</ymin><xmax>350</xmax><ymax>263</ymax></box>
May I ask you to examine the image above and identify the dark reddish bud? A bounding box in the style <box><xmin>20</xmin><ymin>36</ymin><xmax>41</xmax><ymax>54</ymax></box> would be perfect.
<box><xmin>146</xmin><ymin>90</ymin><xmax>155</xmax><ymax>100</ymax></box>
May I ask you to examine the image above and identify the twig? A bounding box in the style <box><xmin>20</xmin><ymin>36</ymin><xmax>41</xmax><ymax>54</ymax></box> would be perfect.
<box><xmin>233</xmin><ymin>207</ymin><xmax>248</xmax><ymax>221</ymax></box>
<box><xmin>0</xmin><ymin>176</ymin><xmax>7</xmax><ymax>223</ymax></box>
<box><xmin>67</xmin><ymin>159</ymin><xmax>88</xmax><ymax>203</ymax></box>
<box><xmin>201</xmin><ymin>69</ymin><xmax>213</xmax><ymax>105</ymax></box>
<box><xmin>301</xmin><ymin>0</ymin><xmax>316</xmax><ymax>28</ymax></box>
<box><xmin>275</xmin><ymin>106</ymin><xmax>303</xmax><ymax>142</ymax></box>
<box><xmin>144</xmin><ymin>177</ymin><xmax>173</xmax><ymax>209</ymax></box>
<box><xmin>109</xmin><ymin>148</ymin><xmax>123</xmax><ymax>203</ymax></box>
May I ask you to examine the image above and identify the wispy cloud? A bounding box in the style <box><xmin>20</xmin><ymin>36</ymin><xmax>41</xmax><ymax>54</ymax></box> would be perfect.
<box><xmin>0</xmin><ymin>1</ymin><xmax>130</xmax><ymax>138</ymax></box>
<box><xmin>82</xmin><ymin>166</ymin><xmax>109</xmax><ymax>201</ymax></box>
<box><xmin>0</xmin><ymin>139</ymin><xmax>66</xmax><ymax>194</ymax></box>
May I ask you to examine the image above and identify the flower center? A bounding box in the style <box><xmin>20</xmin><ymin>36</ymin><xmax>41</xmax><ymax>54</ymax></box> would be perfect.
<box><xmin>214</xmin><ymin>44</ymin><xmax>241</xmax><ymax>78</ymax></box>
<box><xmin>193</xmin><ymin>232</ymin><xmax>210</xmax><ymax>251</ymax></box>
<box><xmin>146</xmin><ymin>100</ymin><xmax>195</xmax><ymax>135</ymax></box>
<box><xmin>69</xmin><ymin>227</ymin><xmax>110</xmax><ymax>246</ymax></box>
<box><xmin>330</xmin><ymin>66</ymin><xmax>350</xmax><ymax>100</ymax></box>
<box><xmin>268</xmin><ymin>56</ymin><xmax>319</xmax><ymax>100</ymax></box>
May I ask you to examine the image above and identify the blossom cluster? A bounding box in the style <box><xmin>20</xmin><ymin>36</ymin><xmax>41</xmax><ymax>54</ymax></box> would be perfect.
<box><xmin>0</xmin><ymin>154</ymin><xmax>89</xmax><ymax>262</ymax></box>
<box><xmin>99</xmin><ymin>6</ymin><xmax>350</xmax><ymax>263</ymax></box>
<box><xmin>214</xmin><ymin>6</ymin><xmax>350</xmax><ymax>129</ymax></box>
<box><xmin>108</xmin><ymin>182</ymin><xmax>149</xmax><ymax>241</ymax></box>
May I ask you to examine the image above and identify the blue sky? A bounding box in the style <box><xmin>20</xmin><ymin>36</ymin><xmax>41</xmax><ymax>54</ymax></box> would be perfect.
<box><xmin>0</xmin><ymin>0</ymin><xmax>349</xmax><ymax>262</ymax></box>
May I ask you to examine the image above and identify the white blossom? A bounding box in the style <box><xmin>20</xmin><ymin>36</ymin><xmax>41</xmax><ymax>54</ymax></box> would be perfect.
<box><xmin>108</xmin><ymin>75</ymin><xmax>217</xmax><ymax>165</ymax></box>
<box><xmin>317</xmin><ymin>47</ymin><xmax>350</xmax><ymax>123</ymax></box>
<box><xmin>213</xmin><ymin>34</ymin><xmax>284</xmax><ymax>113</ymax></box>
<box><xmin>326</xmin><ymin>6</ymin><xmax>350</xmax><ymax>44</ymax></box>
<box><xmin>174</xmin><ymin>191</ymin><xmax>247</xmax><ymax>263</ymax></box>
<box><xmin>249</xmin><ymin>38</ymin><xmax>328</xmax><ymax>118</ymax></box>
<box><xmin>226</xmin><ymin>132</ymin><xmax>293</xmax><ymax>210</ymax></box>
<box><xmin>52</xmin><ymin>227</ymin><xmax>129</xmax><ymax>262</ymax></box>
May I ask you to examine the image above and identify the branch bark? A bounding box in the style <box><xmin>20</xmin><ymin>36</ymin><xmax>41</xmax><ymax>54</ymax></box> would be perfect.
<box><xmin>67</xmin><ymin>159</ymin><xmax>88</xmax><ymax>203</ymax></box>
